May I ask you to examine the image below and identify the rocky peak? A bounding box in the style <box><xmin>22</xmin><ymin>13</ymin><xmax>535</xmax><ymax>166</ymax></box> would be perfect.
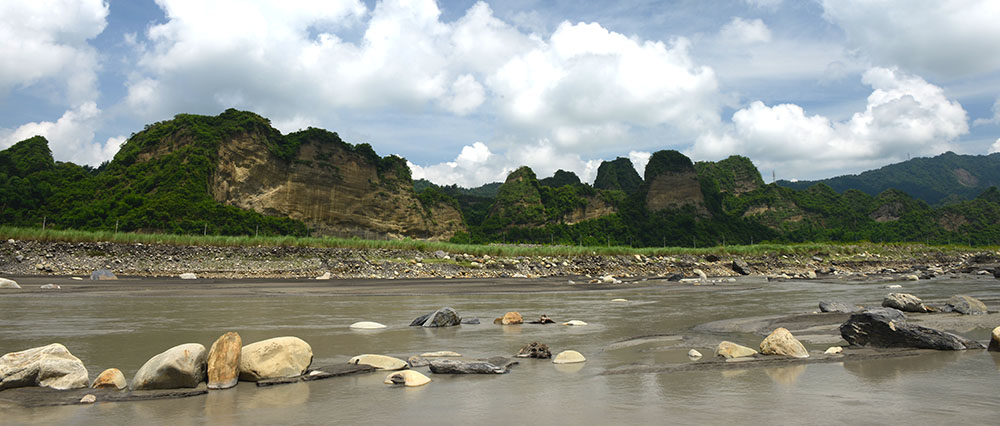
<box><xmin>594</xmin><ymin>157</ymin><xmax>642</xmax><ymax>193</ymax></box>
<box><xmin>643</xmin><ymin>150</ymin><xmax>707</xmax><ymax>214</ymax></box>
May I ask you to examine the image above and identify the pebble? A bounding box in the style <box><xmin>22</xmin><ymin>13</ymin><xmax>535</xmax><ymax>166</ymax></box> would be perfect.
<box><xmin>824</xmin><ymin>346</ymin><xmax>843</xmax><ymax>354</ymax></box>
<box><xmin>687</xmin><ymin>349</ymin><xmax>702</xmax><ymax>359</ymax></box>
<box><xmin>611</xmin><ymin>298</ymin><xmax>628</xmax><ymax>302</ymax></box>
<box><xmin>562</xmin><ymin>320</ymin><xmax>588</xmax><ymax>326</ymax></box>
<box><xmin>79</xmin><ymin>394</ymin><xmax>96</xmax><ymax>404</ymax></box>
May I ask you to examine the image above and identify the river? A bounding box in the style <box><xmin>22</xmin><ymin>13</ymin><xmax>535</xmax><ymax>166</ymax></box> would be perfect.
<box><xmin>1</xmin><ymin>275</ymin><xmax>999</xmax><ymax>425</ymax></box>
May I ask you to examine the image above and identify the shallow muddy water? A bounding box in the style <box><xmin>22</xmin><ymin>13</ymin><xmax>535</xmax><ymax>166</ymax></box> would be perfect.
<box><xmin>2</xmin><ymin>276</ymin><xmax>999</xmax><ymax>425</ymax></box>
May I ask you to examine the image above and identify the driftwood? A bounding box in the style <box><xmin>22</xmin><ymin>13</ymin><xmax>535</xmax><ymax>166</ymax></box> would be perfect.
<box><xmin>255</xmin><ymin>364</ymin><xmax>375</xmax><ymax>387</ymax></box>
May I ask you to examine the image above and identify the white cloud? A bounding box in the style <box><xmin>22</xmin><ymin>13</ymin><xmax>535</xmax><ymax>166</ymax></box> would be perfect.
<box><xmin>973</xmin><ymin>98</ymin><xmax>1000</xmax><ymax>126</ymax></box>
<box><xmin>718</xmin><ymin>18</ymin><xmax>772</xmax><ymax>45</ymax></box>
<box><xmin>744</xmin><ymin>0</ymin><xmax>783</xmax><ymax>7</ymax></box>
<box><xmin>0</xmin><ymin>0</ymin><xmax>108</xmax><ymax>103</ymax></box>
<box><xmin>821</xmin><ymin>0</ymin><xmax>1000</xmax><ymax>78</ymax></box>
<box><xmin>628</xmin><ymin>151</ymin><xmax>651</xmax><ymax>177</ymax></box>
<box><xmin>690</xmin><ymin>67</ymin><xmax>969</xmax><ymax>179</ymax></box>
<box><xmin>990</xmin><ymin>138</ymin><xmax>1000</xmax><ymax>154</ymax></box>
<box><xmin>0</xmin><ymin>103</ymin><xmax>122</xmax><ymax>165</ymax></box>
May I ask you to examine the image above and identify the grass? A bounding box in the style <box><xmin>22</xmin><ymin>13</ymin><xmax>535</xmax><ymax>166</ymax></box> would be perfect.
<box><xmin>0</xmin><ymin>226</ymin><xmax>989</xmax><ymax>258</ymax></box>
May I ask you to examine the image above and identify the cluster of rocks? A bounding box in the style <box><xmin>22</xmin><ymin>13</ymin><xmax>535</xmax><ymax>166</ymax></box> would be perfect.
<box><xmin>714</xmin><ymin>327</ymin><xmax>812</xmax><ymax>361</ymax></box>
<box><xmin>3</xmin><ymin>238</ymin><xmax>995</xmax><ymax>281</ymax></box>
<box><xmin>820</xmin><ymin>292</ymin><xmax>989</xmax><ymax>316</ymax></box>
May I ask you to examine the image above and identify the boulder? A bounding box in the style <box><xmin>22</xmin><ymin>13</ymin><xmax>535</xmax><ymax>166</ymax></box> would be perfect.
<box><xmin>552</xmin><ymin>350</ymin><xmax>586</xmax><ymax>364</ymax></box>
<box><xmin>207</xmin><ymin>332</ymin><xmax>242</xmax><ymax>390</ymax></box>
<box><xmin>91</xmin><ymin>368</ymin><xmax>127</xmax><ymax>390</ymax></box>
<box><xmin>989</xmin><ymin>326</ymin><xmax>1000</xmax><ymax>352</ymax></box>
<box><xmin>687</xmin><ymin>349</ymin><xmax>702</xmax><ymax>359</ymax></box>
<box><xmin>409</xmin><ymin>307</ymin><xmax>462</xmax><ymax>327</ymax></box>
<box><xmin>715</xmin><ymin>341</ymin><xmax>757</xmax><ymax>359</ymax></box>
<box><xmin>461</xmin><ymin>317</ymin><xmax>480</xmax><ymax>325</ymax></box>
<box><xmin>882</xmin><ymin>293</ymin><xmax>932</xmax><ymax>313</ymax></box>
<box><xmin>90</xmin><ymin>269</ymin><xmax>117</xmax><ymax>280</ymax></box>
<box><xmin>515</xmin><ymin>342</ymin><xmax>552</xmax><ymax>359</ymax></box>
<box><xmin>428</xmin><ymin>359</ymin><xmax>510</xmax><ymax>374</ymax></box>
<box><xmin>79</xmin><ymin>394</ymin><xmax>97</xmax><ymax>404</ymax></box>
<box><xmin>494</xmin><ymin>312</ymin><xmax>523</xmax><ymax>325</ymax></box>
<box><xmin>731</xmin><ymin>259</ymin><xmax>752</xmax><ymax>275</ymax></box>
<box><xmin>759</xmin><ymin>327</ymin><xmax>809</xmax><ymax>358</ymax></box>
<box><xmin>611</xmin><ymin>298</ymin><xmax>628</xmax><ymax>302</ymax></box>
<box><xmin>239</xmin><ymin>337</ymin><xmax>313</xmax><ymax>381</ymax></box>
<box><xmin>421</xmin><ymin>351</ymin><xmax>461</xmax><ymax>357</ymax></box>
<box><xmin>946</xmin><ymin>295</ymin><xmax>988</xmax><ymax>315</ymax></box>
<box><xmin>0</xmin><ymin>278</ymin><xmax>22</xmax><ymax>289</ymax></box>
<box><xmin>348</xmin><ymin>354</ymin><xmax>408</xmax><ymax>370</ymax></box>
<box><xmin>178</xmin><ymin>273</ymin><xmax>197</xmax><ymax>280</ymax></box>
<box><xmin>819</xmin><ymin>300</ymin><xmax>861</xmax><ymax>313</ymax></box>
<box><xmin>132</xmin><ymin>343</ymin><xmax>207</xmax><ymax>390</ymax></box>
<box><xmin>40</xmin><ymin>284</ymin><xmax>60</xmax><ymax>289</ymax></box>
<box><xmin>384</xmin><ymin>370</ymin><xmax>431</xmax><ymax>387</ymax></box>
<box><xmin>528</xmin><ymin>315</ymin><xmax>556</xmax><ymax>324</ymax></box>
<box><xmin>824</xmin><ymin>346</ymin><xmax>843</xmax><ymax>355</ymax></box>
<box><xmin>693</xmin><ymin>269</ymin><xmax>708</xmax><ymax>282</ymax></box>
<box><xmin>407</xmin><ymin>355</ymin><xmax>429</xmax><ymax>368</ymax></box>
<box><xmin>0</xmin><ymin>343</ymin><xmax>89</xmax><ymax>390</ymax></box>
<box><xmin>315</xmin><ymin>272</ymin><xmax>331</xmax><ymax>280</ymax></box>
<box><xmin>840</xmin><ymin>309</ymin><xmax>984</xmax><ymax>350</ymax></box>
<box><xmin>349</xmin><ymin>321</ymin><xmax>387</xmax><ymax>329</ymax></box>
<box><xmin>562</xmin><ymin>320</ymin><xmax>588</xmax><ymax>326</ymax></box>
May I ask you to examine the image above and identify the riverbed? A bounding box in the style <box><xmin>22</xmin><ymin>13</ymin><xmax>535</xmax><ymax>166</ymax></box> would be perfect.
<box><xmin>2</xmin><ymin>275</ymin><xmax>999</xmax><ymax>425</ymax></box>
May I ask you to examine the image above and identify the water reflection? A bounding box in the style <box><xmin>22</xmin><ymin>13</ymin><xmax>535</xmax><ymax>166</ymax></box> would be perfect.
<box><xmin>842</xmin><ymin>351</ymin><xmax>963</xmax><ymax>383</ymax></box>
<box><xmin>764</xmin><ymin>364</ymin><xmax>807</xmax><ymax>386</ymax></box>
<box><xmin>245</xmin><ymin>382</ymin><xmax>310</xmax><ymax>408</ymax></box>
<box><xmin>554</xmin><ymin>362</ymin><xmax>585</xmax><ymax>374</ymax></box>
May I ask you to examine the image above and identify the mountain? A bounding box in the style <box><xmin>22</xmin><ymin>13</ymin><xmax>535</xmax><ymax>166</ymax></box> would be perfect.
<box><xmin>593</xmin><ymin>157</ymin><xmax>642</xmax><ymax>193</ymax></box>
<box><xmin>538</xmin><ymin>169</ymin><xmax>581</xmax><ymax>187</ymax></box>
<box><xmin>0</xmin><ymin>109</ymin><xmax>463</xmax><ymax>239</ymax></box>
<box><xmin>777</xmin><ymin>151</ymin><xmax>1000</xmax><ymax>205</ymax></box>
<box><xmin>643</xmin><ymin>150</ymin><xmax>707</xmax><ymax>214</ymax></box>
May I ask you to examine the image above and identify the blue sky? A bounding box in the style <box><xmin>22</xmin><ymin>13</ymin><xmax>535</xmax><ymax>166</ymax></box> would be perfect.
<box><xmin>2</xmin><ymin>0</ymin><xmax>999</xmax><ymax>186</ymax></box>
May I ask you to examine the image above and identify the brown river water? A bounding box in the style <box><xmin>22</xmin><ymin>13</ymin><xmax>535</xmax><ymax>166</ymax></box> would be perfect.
<box><xmin>2</xmin><ymin>275</ymin><xmax>999</xmax><ymax>425</ymax></box>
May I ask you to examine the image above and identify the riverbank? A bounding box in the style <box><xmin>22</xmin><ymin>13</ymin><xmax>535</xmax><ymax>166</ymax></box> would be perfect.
<box><xmin>1</xmin><ymin>238</ymin><xmax>998</xmax><ymax>281</ymax></box>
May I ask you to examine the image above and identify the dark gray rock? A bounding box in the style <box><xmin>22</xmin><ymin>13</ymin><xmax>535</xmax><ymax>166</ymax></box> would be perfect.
<box><xmin>460</xmin><ymin>316</ymin><xmax>480</xmax><ymax>325</ymax></box>
<box><xmin>819</xmin><ymin>301</ymin><xmax>861</xmax><ymax>313</ymax></box>
<box><xmin>90</xmin><ymin>269</ymin><xmax>117</xmax><ymax>280</ymax></box>
<box><xmin>665</xmin><ymin>273</ymin><xmax>683</xmax><ymax>281</ymax></box>
<box><xmin>882</xmin><ymin>293</ymin><xmax>932</xmax><ymax>313</ymax></box>
<box><xmin>863</xmin><ymin>307</ymin><xmax>908</xmax><ymax>322</ymax></box>
<box><xmin>515</xmin><ymin>342</ymin><xmax>551</xmax><ymax>359</ymax></box>
<box><xmin>428</xmin><ymin>359</ymin><xmax>510</xmax><ymax>374</ymax></box>
<box><xmin>704</xmin><ymin>254</ymin><xmax>720</xmax><ymax>263</ymax></box>
<box><xmin>840</xmin><ymin>309</ymin><xmax>984</xmax><ymax>350</ymax></box>
<box><xmin>731</xmin><ymin>259</ymin><xmax>751</xmax><ymax>276</ymax></box>
<box><xmin>946</xmin><ymin>295</ymin><xmax>988</xmax><ymax>315</ymax></box>
<box><xmin>409</xmin><ymin>307</ymin><xmax>462</xmax><ymax>327</ymax></box>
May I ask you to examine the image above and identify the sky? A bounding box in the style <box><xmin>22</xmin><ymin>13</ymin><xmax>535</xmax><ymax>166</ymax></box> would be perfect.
<box><xmin>1</xmin><ymin>0</ymin><xmax>999</xmax><ymax>187</ymax></box>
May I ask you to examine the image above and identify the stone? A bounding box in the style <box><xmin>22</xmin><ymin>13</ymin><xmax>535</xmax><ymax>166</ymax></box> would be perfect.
<box><xmin>428</xmin><ymin>359</ymin><xmax>510</xmax><ymax>374</ymax></box>
<box><xmin>460</xmin><ymin>317</ymin><xmax>480</xmax><ymax>325</ymax></box>
<box><xmin>759</xmin><ymin>327</ymin><xmax>810</xmax><ymax>358</ymax></box>
<box><xmin>315</xmin><ymin>272</ymin><xmax>331</xmax><ymax>280</ymax></box>
<box><xmin>901</xmin><ymin>274</ymin><xmax>920</xmax><ymax>281</ymax></box>
<box><xmin>91</xmin><ymin>368</ymin><xmax>127</xmax><ymax>390</ymax></box>
<box><xmin>239</xmin><ymin>337</ymin><xmax>313</xmax><ymax>381</ymax></box>
<box><xmin>806</xmin><ymin>270</ymin><xmax>818</xmax><ymax>279</ymax></box>
<box><xmin>348</xmin><ymin>354</ymin><xmax>408</xmax><ymax>370</ymax></box>
<box><xmin>407</xmin><ymin>355</ymin><xmax>429</xmax><ymax>367</ymax></box>
<box><xmin>562</xmin><ymin>320</ymin><xmax>588</xmax><ymax>326</ymax></box>
<box><xmin>552</xmin><ymin>350</ymin><xmax>586</xmax><ymax>364</ymax></box>
<box><xmin>349</xmin><ymin>321</ymin><xmax>387</xmax><ymax>329</ymax></box>
<box><xmin>90</xmin><ymin>269</ymin><xmax>117</xmax><ymax>280</ymax></box>
<box><xmin>529</xmin><ymin>315</ymin><xmax>556</xmax><ymax>324</ymax></box>
<box><xmin>384</xmin><ymin>370</ymin><xmax>431</xmax><ymax>387</ymax></box>
<box><xmin>516</xmin><ymin>342</ymin><xmax>552</xmax><ymax>359</ymax></box>
<box><xmin>601</xmin><ymin>275</ymin><xmax>616</xmax><ymax>283</ymax></box>
<box><xmin>207</xmin><ymin>332</ymin><xmax>242</xmax><ymax>390</ymax></box>
<box><xmin>421</xmin><ymin>351</ymin><xmax>461</xmax><ymax>357</ymax></box>
<box><xmin>79</xmin><ymin>394</ymin><xmax>96</xmax><ymax>404</ymax></box>
<box><xmin>819</xmin><ymin>300</ymin><xmax>861</xmax><ymax>313</ymax></box>
<box><xmin>0</xmin><ymin>343</ymin><xmax>89</xmax><ymax>390</ymax></box>
<box><xmin>0</xmin><ymin>278</ymin><xmax>21</xmax><ymax>289</ymax></box>
<box><xmin>715</xmin><ymin>341</ymin><xmax>757</xmax><ymax>359</ymax></box>
<box><xmin>946</xmin><ymin>295</ymin><xmax>988</xmax><ymax>315</ymax></box>
<box><xmin>693</xmin><ymin>269</ymin><xmax>708</xmax><ymax>281</ymax></box>
<box><xmin>132</xmin><ymin>343</ymin><xmax>207</xmax><ymax>390</ymax></box>
<box><xmin>840</xmin><ymin>309</ymin><xmax>984</xmax><ymax>350</ymax></box>
<box><xmin>40</xmin><ymin>284</ymin><xmax>60</xmax><ymax>289</ymax></box>
<box><xmin>409</xmin><ymin>307</ymin><xmax>462</xmax><ymax>327</ymax></box>
<box><xmin>824</xmin><ymin>346</ymin><xmax>843</xmax><ymax>355</ymax></box>
<box><xmin>882</xmin><ymin>293</ymin><xmax>932</xmax><ymax>313</ymax></box>
<box><xmin>989</xmin><ymin>326</ymin><xmax>1000</xmax><ymax>352</ymax></box>
<box><xmin>611</xmin><ymin>298</ymin><xmax>628</xmax><ymax>302</ymax></box>
<box><xmin>732</xmin><ymin>259</ymin><xmax>752</xmax><ymax>275</ymax></box>
<box><xmin>687</xmin><ymin>349</ymin><xmax>702</xmax><ymax>359</ymax></box>
<box><xmin>494</xmin><ymin>312</ymin><xmax>523</xmax><ymax>325</ymax></box>
<box><xmin>179</xmin><ymin>273</ymin><xmax>197</xmax><ymax>280</ymax></box>
<box><xmin>704</xmin><ymin>254</ymin><xmax>720</xmax><ymax>262</ymax></box>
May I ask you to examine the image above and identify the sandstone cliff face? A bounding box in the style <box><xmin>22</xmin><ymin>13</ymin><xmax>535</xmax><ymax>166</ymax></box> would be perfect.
<box><xmin>209</xmin><ymin>130</ymin><xmax>463</xmax><ymax>239</ymax></box>
<box><xmin>643</xmin><ymin>150</ymin><xmax>707</xmax><ymax>215</ymax></box>
<box><xmin>564</xmin><ymin>195</ymin><xmax>616</xmax><ymax>225</ymax></box>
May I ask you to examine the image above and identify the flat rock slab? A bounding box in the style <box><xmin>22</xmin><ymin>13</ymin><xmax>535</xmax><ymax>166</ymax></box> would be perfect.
<box><xmin>255</xmin><ymin>364</ymin><xmax>375</xmax><ymax>387</ymax></box>
<box><xmin>0</xmin><ymin>384</ymin><xmax>208</xmax><ymax>408</ymax></box>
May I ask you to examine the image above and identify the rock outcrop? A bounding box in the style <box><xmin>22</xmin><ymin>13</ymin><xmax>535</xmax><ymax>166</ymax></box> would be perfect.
<box><xmin>410</xmin><ymin>307</ymin><xmax>462</xmax><ymax>327</ymax></box>
<box><xmin>207</xmin><ymin>332</ymin><xmax>242</xmax><ymax>390</ymax></box>
<box><xmin>429</xmin><ymin>359</ymin><xmax>512</xmax><ymax>374</ymax></box>
<box><xmin>132</xmin><ymin>343</ymin><xmax>207</xmax><ymax>390</ymax></box>
<box><xmin>0</xmin><ymin>344</ymin><xmax>88</xmax><ymax>390</ymax></box>
<box><xmin>644</xmin><ymin>150</ymin><xmax>708</xmax><ymax>215</ymax></box>
<box><xmin>238</xmin><ymin>337</ymin><xmax>313</xmax><ymax>381</ymax></box>
<box><xmin>594</xmin><ymin>157</ymin><xmax>642</xmax><ymax>194</ymax></box>
<box><xmin>516</xmin><ymin>342</ymin><xmax>551</xmax><ymax>359</ymax></box>
<box><xmin>882</xmin><ymin>293</ymin><xmax>932</xmax><ymax>313</ymax></box>
<box><xmin>840</xmin><ymin>308</ymin><xmax>984</xmax><ymax>350</ymax></box>
<box><xmin>759</xmin><ymin>328</ymin><xmax>809</xmax><ymax>358</ymax></box>
<box><xmin>946</xmin><ymin>295</ymin><xmax>987</xmax><ymax>315</ymax></box>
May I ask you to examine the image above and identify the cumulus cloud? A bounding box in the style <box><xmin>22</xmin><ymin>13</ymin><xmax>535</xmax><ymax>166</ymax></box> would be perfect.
<box><xmin>990</xmin><ymin>138</ymin><xmax>1000</xmax><ymax>154</ymax></box>
<box><xmin>690</xmin><ymin>67</ymin><xmax>969</xmax><ymax>179</ymax></box>
<box><xmin>409</xmin><ymin>140</ymin><xmax>602</xmax><ymax>187</ymax></box>
<box><xmin>822</xmin><ymin>0</ymin><xmax>1000</xmax><ymax>78</ymax></box>
<box><xmin>973</xmin><ymin>98</ymin><xmax>1000</xmax><ymax>126</ymax></box>
<box><xmin>744</xmin><ymin>0</ymin><xmax>783</xmax><ymax>7</ymax></box>
<box><xmin>0</xmin><ymin>0</ymin><xmax>107</xmax><ymax>103</ymax></box>
<box><xmin>0</xmin><ymin>102</ymin><xmax>123</xmax><ymax>165</ymax></box>
<box><xmin>718</xmin><ymin>18</ymin><xmax>772</xmax><ymax>45</ymax></box>
<box><xmin>628</xmin><ymin>151</ymin><xmax>652</xmax><ymax>177</ymax></box>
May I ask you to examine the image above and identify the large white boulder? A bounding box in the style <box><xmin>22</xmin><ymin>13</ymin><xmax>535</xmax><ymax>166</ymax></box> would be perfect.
<box><xmin>348</xmin><ymin>354</ymin><xmax>408</xmax><ymax>370</ymax></box>
<box><xmin>0</xmin><ymin>343</ymin><xmax>88</xmax><ymax>390</ymax></box>
<box><xmin>131</xmin><ymin>343</ymin><xmax>207</xmax><ymax>390</ymax></box>
<box><xmin>759</xmin><ymin>327</ymin><xmax>809</xmax><ymax>358</ymax></box>
<box><xmin>238</xmin><ymin>337</ymin><xmax>313</xmax><ymax>381</ymax></box>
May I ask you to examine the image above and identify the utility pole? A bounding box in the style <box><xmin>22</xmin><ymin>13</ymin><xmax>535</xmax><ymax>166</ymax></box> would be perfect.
<box><xmin>772</xmin><ymin>170</ymin><xmax>776</xmax><ymax>184</ymax></box>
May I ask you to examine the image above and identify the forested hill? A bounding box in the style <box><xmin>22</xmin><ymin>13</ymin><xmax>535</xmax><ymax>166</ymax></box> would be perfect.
<box><xmin>777</xmin><ymin>151</ymin><xmax>1000</xmax><ymax>205</ymax></box>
